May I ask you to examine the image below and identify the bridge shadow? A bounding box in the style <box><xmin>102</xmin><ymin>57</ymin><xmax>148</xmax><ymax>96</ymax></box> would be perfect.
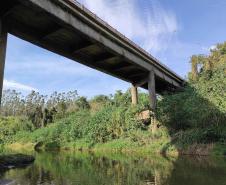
<box><xmin>156</xmin><ymin>84</ymin><xmax>226</xmax><ymax>156</ymax></box>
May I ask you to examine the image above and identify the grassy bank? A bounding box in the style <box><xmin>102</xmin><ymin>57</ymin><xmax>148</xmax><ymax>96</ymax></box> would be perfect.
<box><xmin>4</xmin><ymin>112</ymin><xmax>178</xmax><ymax>156</ymax></box>
<box><xmin>8</xmin><ymin>137</ymin><xmax>177</xmax><ymax>155</ymax></box>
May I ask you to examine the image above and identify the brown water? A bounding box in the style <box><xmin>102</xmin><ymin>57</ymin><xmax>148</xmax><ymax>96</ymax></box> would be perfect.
<box><xmin>1</xmin><ymin>151</ymin><xmax>226</xmax><ymax>185</ymax></box>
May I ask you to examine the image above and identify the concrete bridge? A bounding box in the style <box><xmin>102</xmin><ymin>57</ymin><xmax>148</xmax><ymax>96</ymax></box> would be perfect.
<box><xmin>0</xmin><ymin>0</ymin><xmax>184</xmax><ymax>111</ymax></box>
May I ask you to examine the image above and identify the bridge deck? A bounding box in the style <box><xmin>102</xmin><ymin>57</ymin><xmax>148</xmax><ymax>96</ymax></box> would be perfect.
<box><xmin>0</xmin><ymin>0</ymin><xmax>186</xmax><ymax>112</ymax></box>
<box><xmin>0</xmin><ymin>0</ymin><xmax>184</xmax><ymax>94</ymax></box>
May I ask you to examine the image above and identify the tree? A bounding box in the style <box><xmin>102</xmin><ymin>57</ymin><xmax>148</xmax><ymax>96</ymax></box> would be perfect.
<box><xmin>113</xmin><ymin>90</ymin><xmax>131</xmax><ymax>107</ymax></box>
<box><xmin>75</xmin><ymin>96</ymin><xmax>90</xmax><ymax>110</ymax></box>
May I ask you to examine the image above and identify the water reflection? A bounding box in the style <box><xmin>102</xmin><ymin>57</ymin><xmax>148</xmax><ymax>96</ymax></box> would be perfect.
<box><xmin>1</xmin><ymin>151</ymin><xmax>226</xmax><ymax>185</ymax></box>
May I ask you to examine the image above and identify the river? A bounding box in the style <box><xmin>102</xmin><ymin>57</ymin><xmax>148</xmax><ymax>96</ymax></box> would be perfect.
<box><xmin>1</xmin><ymin>151</ymin><xmax>226</xmax><ymax>185</ymax></box>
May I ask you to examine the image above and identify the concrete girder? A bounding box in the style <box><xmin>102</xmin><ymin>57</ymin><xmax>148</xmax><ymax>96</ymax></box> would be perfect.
<box><xmin>18</xmin><ymin>0</ymin><xmax>183</xmax><ymax>88</ymax></box>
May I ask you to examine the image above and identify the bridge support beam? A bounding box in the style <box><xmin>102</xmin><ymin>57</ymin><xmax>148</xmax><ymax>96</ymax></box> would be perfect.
<box><xmin>0</xmin><ymin>19</ymin><xmax>7</xmax><ymax>106</ymax></box>
<box><xmin>131</xmin><ymin>84</ymin><xmax>138</xmax><ymax>105</ymax></box>
<box><xmin>148</xmin><ymin>70</ymin><xmax>156</xmax><ymax>111</ymax></box>
<box><xmin>148</xmin><ymin>70</ymin><xmax>157</xmax><ymax>132</ymax></box>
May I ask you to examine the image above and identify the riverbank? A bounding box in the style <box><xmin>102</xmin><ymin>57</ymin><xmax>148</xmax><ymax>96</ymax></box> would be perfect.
<box><xmin>5</xmin><ymin>137</ymin><xmax>226</xmax><ymax>157</ymax></box>
<box><xmin>5</xmin><ymin>139</ymin><xmax>178</xmax><ymax>156</ymax></box>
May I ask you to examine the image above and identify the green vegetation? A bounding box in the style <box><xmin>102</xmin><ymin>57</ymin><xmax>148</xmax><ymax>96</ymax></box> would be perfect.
<box><xmin>158</xmin><ymin>42</ymin><xmax>226</xmax><ymax>151</ymax></box>
<box><xmin>0</xmin><ymin>42</ymin><xmax>226</xmax><ymax>156</ymax></box>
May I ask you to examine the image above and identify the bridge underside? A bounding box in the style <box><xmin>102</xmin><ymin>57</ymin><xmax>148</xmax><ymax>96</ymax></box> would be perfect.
<box><xmin>0</xmin><ymin>0</ymin><xmax>184</xmax><ymax>111</ymax></box>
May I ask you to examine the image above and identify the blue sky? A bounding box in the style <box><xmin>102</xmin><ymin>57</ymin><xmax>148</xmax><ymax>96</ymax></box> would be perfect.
<box><xmin>3</xmin><ymin>0</ymin><xmax>226</xmax><ymax>97</ymax></box>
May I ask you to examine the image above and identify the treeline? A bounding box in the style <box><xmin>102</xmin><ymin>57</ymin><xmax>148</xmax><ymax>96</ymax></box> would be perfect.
<box><xmin>1</xmin><ymin>90</ymin><xmax>81</xmax><ymax>128</ymax></box>
<box><xmin>1</xmin><ymin>89</ymin><xmax>149</xmax><ymax>129</ymax></box>
<box><xmin>0</xmin><ymin>89</ymin><xmax>151</xmax><ymax>147</ymax></box>
<box><xmin>189</xmin><ymin>43</ymin><xmax>226</xmax><ymax>82</ymax></box>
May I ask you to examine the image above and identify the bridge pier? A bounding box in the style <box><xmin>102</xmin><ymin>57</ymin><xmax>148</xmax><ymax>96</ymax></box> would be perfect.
<box><xmin>0</xmin><ymin>19</ymin><xmax>7</xmax><ymax>106</ymax></box>
<box><xmin>131</xmin><ymin>84</ymin><xmax>138</xmax><ymax>105</ymax></box>
<box><xmin>148</xmin><ymin>70</ymin><xmax>157</xmax><ymax>132</ymax></box>
<box><xmin>148</xmin><ymin>70</ymin><xmax>157</xmax><ymax>111</ymax></box>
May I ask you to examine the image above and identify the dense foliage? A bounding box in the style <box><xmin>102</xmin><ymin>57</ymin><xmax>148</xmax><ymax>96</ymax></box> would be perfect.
<box><xmin>158</xmin><ymin>42</ymin><xmax>226</xmax><ymax>145</ymax></box>
<box><xmin>0</xmin><ymin>89</ymin><xmax>151</xmax><ymax>148</ymax></box>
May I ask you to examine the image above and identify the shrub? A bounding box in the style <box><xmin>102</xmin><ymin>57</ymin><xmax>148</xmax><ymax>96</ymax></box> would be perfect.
<box><xmin>157</xmin><ymin>63</ymin><xmax>226</xmax><ymax>131</ymax></box>
<box><xmin>0</xmin><ymin>116</ymin><xmax>34</xmax><ymax>143</ymax></box>
<box><xmin>83</xmin><ymin>105</ymin><xmax>143</xmax><ymax>143</ymax></box>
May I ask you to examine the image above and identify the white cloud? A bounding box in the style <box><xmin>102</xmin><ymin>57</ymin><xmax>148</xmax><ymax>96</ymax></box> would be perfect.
<box><xmin>3</xmin><ymin>80</ymin><xmax>38</xmax><ymax>91</ymax></box>
<box><xmin>209</xmin><ymin>45</ymin><xmax>217</xmax><ymax>51</ymax></box>
<box><xmin>78</xmin><ymin>0</ymin><xmax>178</xmax><ymax>54</ymax></box>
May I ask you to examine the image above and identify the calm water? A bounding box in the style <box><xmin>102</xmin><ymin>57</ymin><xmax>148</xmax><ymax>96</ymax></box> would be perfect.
<box><xmin>1</xmin><ymin>151</ymin><xmax>226</xmax><ymax>185</ymax></box>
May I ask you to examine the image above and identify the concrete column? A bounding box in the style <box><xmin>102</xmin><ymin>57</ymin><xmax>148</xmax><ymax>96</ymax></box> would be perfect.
<box><xmin>148</xmin><ymin>70</ymin><xmax>156</xmax><ymax>111</ymax></box>
<box><xmin>0</xmin><ymin>19</ymin><xmax>8</xmax><ymax>106</ymax></box>
<box><xmin>131</xmin><ymin>84</ymin><xmax>138</xmax><ymax>105</ymax></box>
<box><xmin>148</xmin><ymin>70</ymin><xmax>157</xmax><ymax>132</ymax></box>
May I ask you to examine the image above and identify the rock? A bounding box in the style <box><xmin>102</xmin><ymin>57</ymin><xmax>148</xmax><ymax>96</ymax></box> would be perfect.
<box><xmin>6</xmin><ymin>166</ymin><xmax>15</xmax><ymax>169</ymax></box>
<box><xmin>0</xmin><ymin>154</ymin><xmax>35</xmax><ymax>170</ymax></box>
<box><xmin>0</xmin><ymin>179</ymin><xmax>15</xmax><ymax>185</ymax></box>
<box><xmin>137</xmin><ymin>110</ymin><xmax>151</xmax><ymax>125</ymax></box>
